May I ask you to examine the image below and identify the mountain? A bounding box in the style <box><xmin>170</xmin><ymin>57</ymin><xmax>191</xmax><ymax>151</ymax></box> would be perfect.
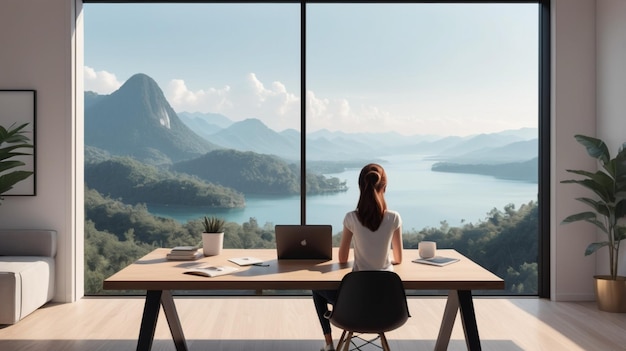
<box><xmin>86</xmin><ymin>73</ymin><xmax>539</xmax><ymax>166</ymax></box>
<box><xmin>435</xmin><ymin>133</ymin><xmax>526</xmax><ymax>158</ymax></box>
<box><xmin>84</xmin><ymin>73</ymin><xmax>220</xmax><ymax>165</ymax></box>
<box><xmin>443</xmin><ymin>139</ymin><xmax>538</xmax><ymax>164</ymax></box>
<box><xmin>207</xmin><ymin>118</ymin><xmax>300</xmax><ymax>160</ymax></box>
<box><xmin>84</xmin><ymin>91</ymin><xmax>107</xmax><ymax>109</ymax></box>
<box><xmin>177</xmin><ymin>111</ymin><xmax>233</xmax><ymax>140</ymax></box>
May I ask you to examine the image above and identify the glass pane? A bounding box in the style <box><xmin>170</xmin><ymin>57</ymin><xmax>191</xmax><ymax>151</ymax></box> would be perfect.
<box><xmin>84</xmin><ymin>3</ymin><xmax>300</xmax><ymax>294</ymax></box>
<box><xmin>306</xmin><ymin>3</ymin><xmax>539</xmax><ymax>295</ymax></box>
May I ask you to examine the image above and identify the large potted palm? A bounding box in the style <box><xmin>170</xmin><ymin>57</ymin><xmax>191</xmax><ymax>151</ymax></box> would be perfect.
<box><xmin>561</xmin><ymin>134</ymin><xmax>626</xmax><ymax>312</ymax></box>
<box><xmin>0</xmin><ymin>123</ymin><xmax>34</xmax><ymax>202</ymax></box>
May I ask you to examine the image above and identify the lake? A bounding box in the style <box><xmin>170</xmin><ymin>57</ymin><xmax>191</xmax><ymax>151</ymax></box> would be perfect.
<box><xmin>148</xmin><ymin>154</ymin><xmax>537</xmax><ymax>233</ymax></box>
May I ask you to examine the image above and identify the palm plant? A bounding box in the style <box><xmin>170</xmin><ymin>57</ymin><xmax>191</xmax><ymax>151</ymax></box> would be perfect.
<box><xmin>561</xmin><ymin>134</ymin><xmax>626</xmax><ymax>280</ymax></box>
<box><xmin>0</xmin><ymin>123</ymin><xmax>34</xmax><ymax>200</ymax></box>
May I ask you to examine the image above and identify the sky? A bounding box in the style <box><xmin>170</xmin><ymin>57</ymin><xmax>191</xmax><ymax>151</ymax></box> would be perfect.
<box><xmin>83</xmin><ymin>3</ymin><xmax>539</xmax><ymax>137</ymax></box>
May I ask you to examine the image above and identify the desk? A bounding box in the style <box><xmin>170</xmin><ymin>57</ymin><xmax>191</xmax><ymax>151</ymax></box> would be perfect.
<box><xmin>103</xmin><ymin>248</ymin><xmax>504</xmax><ymax>351</ymax></box>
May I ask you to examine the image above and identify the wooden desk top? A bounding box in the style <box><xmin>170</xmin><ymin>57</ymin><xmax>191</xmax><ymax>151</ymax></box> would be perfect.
<box><xmin>103</xmin><ymin>248</ymin><xmax>504</xmax><ymax>291</ymax></box>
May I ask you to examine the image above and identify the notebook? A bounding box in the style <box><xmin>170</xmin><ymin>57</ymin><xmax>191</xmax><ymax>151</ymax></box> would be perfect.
<box><xmin>412</xmin><ymin>256</ymin><xmax>460</xmax><ymax>267</ymax></box>
<box><xmin>275</xmin><ymin>224</ymin><xmax>333</xmax><ymax>260</ymax></box>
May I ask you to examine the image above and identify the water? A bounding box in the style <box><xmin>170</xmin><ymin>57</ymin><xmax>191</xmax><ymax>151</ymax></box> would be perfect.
<box><xmin>148</xmin><ymin>154</ymin><xmax>537</xmax><ymax>233</ymax></box>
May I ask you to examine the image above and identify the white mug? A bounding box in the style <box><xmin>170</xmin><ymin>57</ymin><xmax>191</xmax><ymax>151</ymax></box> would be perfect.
<box><xmin>418</xmin><ymin>241</ymin><xmax>437</xmax><ymax>259</ymax></box>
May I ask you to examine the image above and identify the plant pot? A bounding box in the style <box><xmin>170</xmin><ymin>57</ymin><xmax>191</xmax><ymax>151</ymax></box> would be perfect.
<box><xmin>594</xmin><ymin>275</ymin><xmax>626</xmax><ymax>313</ymax></box>
<box><xmin>202</xmin><ymin>232</ymin><xmax>224</xmax><ymax>256</ymax></box>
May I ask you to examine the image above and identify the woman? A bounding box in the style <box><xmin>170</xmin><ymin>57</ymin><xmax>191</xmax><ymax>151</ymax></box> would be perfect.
<box><xmin>312</xmin><ymin>163</ymin><xmax>403</xmax><ymax>351</ymax></box>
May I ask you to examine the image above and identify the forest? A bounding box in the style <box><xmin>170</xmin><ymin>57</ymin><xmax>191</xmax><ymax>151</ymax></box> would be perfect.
<box><xmin>432</xmin><ymin>158</ymin><xmax>538</xmax><ymax>182</ymax></box>
<box><xmin>85</xmin><ymin>152</ymin><xmax>349</xmax><ymax>209</ymax></box>
<box><xmin>85</xmin><ymin>186</ymin><xmax>538</xmax><ymax>296</ymax></box>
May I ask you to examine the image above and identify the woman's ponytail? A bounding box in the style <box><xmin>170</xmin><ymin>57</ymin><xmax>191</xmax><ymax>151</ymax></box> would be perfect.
<box><xmin>356</xmin><ymin>163</ymin><xmax>388</xmax><ymax>231</ymax></box>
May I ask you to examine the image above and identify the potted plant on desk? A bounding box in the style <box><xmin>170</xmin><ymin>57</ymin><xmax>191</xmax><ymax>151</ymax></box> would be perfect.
<box><xmin>202</xmin><ymin>216</ymin><xmax>225</xmax><ymax>256</ymax></box>
<box><xmin>561</xmin><ymin>134</ymin><xmax>626</xmax><ymax>312</ymax></box>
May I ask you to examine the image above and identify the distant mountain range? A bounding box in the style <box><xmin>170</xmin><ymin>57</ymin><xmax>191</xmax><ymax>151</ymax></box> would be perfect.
<box><xmin>171</xmin><ymin>110</ymin><xmax>538</xmax><ymax>163</ymax></box>
<box><xmin>84</xmin><ymin>72</ymin><xmax>538</xmax><ymax>175</ymax></box>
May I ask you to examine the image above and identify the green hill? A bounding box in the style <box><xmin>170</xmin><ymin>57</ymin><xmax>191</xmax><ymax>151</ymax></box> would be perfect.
<box><xmin>85</xmin><ymin>156</ymin><xmax>245</xmax><ymax>208</ymax></box>
<box><xmin>173</xmin><ymin>149</ymin><xmax>348</xmax><ymax>195</ymax></box>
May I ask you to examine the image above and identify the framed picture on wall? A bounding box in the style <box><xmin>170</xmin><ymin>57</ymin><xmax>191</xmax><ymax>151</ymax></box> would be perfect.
<box><xmin>0</xmin><ymin>90</ymin><xmax>36</xmax><ymax>196</ymax></box>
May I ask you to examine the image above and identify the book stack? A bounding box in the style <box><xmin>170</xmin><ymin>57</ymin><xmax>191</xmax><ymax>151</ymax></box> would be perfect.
<box><xmin>166</xmin><ymin>246</ymin><xmax>203</xmax><ymax>261</ymax></box>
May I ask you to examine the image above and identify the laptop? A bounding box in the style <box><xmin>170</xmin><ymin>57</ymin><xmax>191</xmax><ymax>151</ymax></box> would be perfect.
<box><xmin>275</xmin><ymin>224</ymin><xmax>333</xmax><ymax>260</ymax></box>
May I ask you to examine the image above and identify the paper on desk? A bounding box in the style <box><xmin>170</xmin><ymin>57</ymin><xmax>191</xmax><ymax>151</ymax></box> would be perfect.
<box><xmin>228</xmin><ymin>257</ymin><xmax>264</xmax><ymax>266</ymax></box>
<box><xmin>184</xmin><ymin>265</ymin><xmax>239</xmax><ymax>277</ymax></box>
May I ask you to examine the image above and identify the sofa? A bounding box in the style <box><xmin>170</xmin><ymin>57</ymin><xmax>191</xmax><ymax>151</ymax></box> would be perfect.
<box><xmin>0</xmin><ymin>230</ymin><xmax>57</xmax><ymax>325</ymax></box>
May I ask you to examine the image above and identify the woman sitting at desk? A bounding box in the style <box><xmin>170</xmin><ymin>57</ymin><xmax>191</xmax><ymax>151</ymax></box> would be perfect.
<box><xmin>312</xmin><ymin>163</ymin><xmax>403</xmax><ymax>351</ymax></box>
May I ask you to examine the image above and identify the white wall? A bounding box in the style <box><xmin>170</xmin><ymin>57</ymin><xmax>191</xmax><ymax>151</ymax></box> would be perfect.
<box><xmin>596</xmin><ymin>0</ymin><xmax>626</xmax><ymax>278</ymax></box>
<box><xmin>0</xmin><ymin>0</ymin><xmax>622</xmax><ymax>303</ymax></box>
<box><xmin>0</xmin><ymin>0</ymin><xmax>83</xmax><ymax>302</ymax></box>
<box><xmin>551</xmin><ymin>0</ymin><xmax>597</xmax><ymax>301</ymax></box>
<box><xmin>550</xmin><ymin>0</ymin><xmax>626</xmax><ymax>301</ymax></box>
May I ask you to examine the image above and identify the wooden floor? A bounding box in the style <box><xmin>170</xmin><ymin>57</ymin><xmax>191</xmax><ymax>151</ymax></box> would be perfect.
<box><xmin>1</xmin><ymin>296</ymin><xmax>625</xmax><ymax>351</ymax></box>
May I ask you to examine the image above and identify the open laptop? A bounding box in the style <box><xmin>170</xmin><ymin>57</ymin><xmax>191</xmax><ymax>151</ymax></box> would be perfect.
<box><xmin>275</xmin><ymin>224</ymin><xmax>333</xmax><ymax>260</ymax></box>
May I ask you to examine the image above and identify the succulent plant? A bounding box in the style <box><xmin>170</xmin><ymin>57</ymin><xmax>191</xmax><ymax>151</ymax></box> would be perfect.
<box><xmin>202</xmin><ymin>216</ymin><xmax>225</xmax><ymax>233</ymax></box>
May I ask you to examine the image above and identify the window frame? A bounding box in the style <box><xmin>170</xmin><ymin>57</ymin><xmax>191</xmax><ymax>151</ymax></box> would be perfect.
<box><xmin>82</xmin><ymin>0</ymin><xmax>551</xmax><ymax>298</ymax></box>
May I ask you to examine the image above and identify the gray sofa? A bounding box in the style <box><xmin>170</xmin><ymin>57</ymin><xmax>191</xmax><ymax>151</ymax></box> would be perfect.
<box><xmin>0</xmin><ymin>230</ymin><xmax>57</xmax><ymax>325</ymax></box>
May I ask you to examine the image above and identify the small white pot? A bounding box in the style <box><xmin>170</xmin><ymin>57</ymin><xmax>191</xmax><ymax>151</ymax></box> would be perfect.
<box><xmin>202</xmin><ymin>232</ymin><xmax>224</xmax><ymax>256</ymax></box>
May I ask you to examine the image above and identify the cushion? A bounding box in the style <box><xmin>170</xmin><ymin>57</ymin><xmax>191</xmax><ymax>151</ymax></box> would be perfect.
<box><xmin>0</xmin><ymin>256</ymin><xmax>55</xmax><ymax>324</ymax></box>
<box><xmin>0</xmin><ymin>230</ymin><xmax>57</xmax><ymax>257</ymax></box>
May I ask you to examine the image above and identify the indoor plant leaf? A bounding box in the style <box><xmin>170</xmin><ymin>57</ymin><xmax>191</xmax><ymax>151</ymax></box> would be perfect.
<box><xmin>0</xmin><ymin>123</ymin><xmax>34</xmax><ymax>200</ymax></box>
<box><xmin>0</xmin><ymin>170</ymin><xmax>34</xmax><ymax>194</ymax></box>
<box><xmin>561</xmin><ymin>134</ymin><xmax>626</xmax><ymax>281</ymax></box>
<box><xmin>585</xmin><ymin>242</ymin><xmax>609</xmax><ymax>256</ymax></box>
<box><xmin>202</xmin><ymin>216</ymin><xmax>225</xmax><ymax>233</ymax></box>
<box><xmin>561</xmin><ymin>211</ymin><xmax>608</xmax><ymax>233</ymax></box>
<box><xmin>562</xmin><ymin>173</ymin><xmax>614</xmax><ymax>202</ymax></box>
<box><xmin>574</xmin><ymin>135</ymin><xmax>610</xmax><ymax>164</ymax></box>
<box><xmin>575</xmin><ymin>197</ymin><xmax>611</xmax><ymax>219</ymax></box>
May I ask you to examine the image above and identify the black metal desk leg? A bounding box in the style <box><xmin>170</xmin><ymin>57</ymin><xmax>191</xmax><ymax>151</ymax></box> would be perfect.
<box><xmin>458</xmin><ymin>290</ymin><xmax>482</xmax><ymax>351</ymax></box>
<box><xmin>160</xmin><ymin>290</ymin><xmax>188</xmax><ymax>351</ymax></box>
<box><xmin>137</xmin><ymin>290</ymin><xmax>162</xmax><ymax>351</ymax></box>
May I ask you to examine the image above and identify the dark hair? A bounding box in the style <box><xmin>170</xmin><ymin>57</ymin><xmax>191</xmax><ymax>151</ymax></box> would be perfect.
<box><xmin>356</xmin><ymin>163</ymin><xmax>388</xmax><ymax>231</ymax></box>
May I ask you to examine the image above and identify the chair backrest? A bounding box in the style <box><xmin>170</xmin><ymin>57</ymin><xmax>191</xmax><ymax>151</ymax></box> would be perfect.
<box><xmin>329</xmin><ymin>270</ymin><xmax>410</xmax><ymax>333</ymax></box>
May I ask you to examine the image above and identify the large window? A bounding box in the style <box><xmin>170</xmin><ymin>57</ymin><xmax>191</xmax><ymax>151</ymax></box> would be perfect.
<box><xmin>84</xmin><ymin>1</ymin><xmax>547</xmax><ymax>297</ymax></box>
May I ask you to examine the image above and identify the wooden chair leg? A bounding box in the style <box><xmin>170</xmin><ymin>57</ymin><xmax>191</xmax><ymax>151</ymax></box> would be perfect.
<box><xmin>336</xmin><ymin>330</ymin><xmax>347</xmax><ymax>351</ymax></box>
<box><xmin>380</xmin><ymin>333</ymin><xmax>391</xmax><ymax>351</ymax></box>
<box><xmin>343</xmin><ymin>331</ymin><xmax>353</xmax><ymax>351</ymax></box>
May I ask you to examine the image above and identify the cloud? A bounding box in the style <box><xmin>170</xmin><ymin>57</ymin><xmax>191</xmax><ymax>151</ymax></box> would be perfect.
<box><xmin>82</xmin><ymin>67</ymin><xmax>463</xmax><ymax>135</ymax></box>
<box><xmin>165</xmin><ymin>73</ymin><xmax>301</xmax><ymax>132</ymax></box>
<box><xmin>84</xmin><ymin>66</ymin><xmax>122</xmax><ymax>94</ymax></box>
<box><xmin>84</xmin><ymin>68</ymin><xmax>534</xmax><ymax>136</ymax></box>
<box><xmin>306</xmin><ymin>90</ymin><xmax>397</xmax><ymax>133</ymax></box>
<box><xmin>166</xmin><ymin>79</ymin><xmax>233</xmax><ymax>113</ymax></box>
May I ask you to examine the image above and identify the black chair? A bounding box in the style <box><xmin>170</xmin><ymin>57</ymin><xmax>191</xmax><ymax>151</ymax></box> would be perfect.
<box><xmin>325</xmin><ymin>270</ymin><xmax>410</xmax><ymax>351</ymax></box>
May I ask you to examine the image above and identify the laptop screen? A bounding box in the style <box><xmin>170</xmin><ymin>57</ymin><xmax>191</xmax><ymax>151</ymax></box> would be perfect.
<box><xmin>275</xmin><ymin>224</ymin><xmax>333</xmax><ymax>260</ymax></box>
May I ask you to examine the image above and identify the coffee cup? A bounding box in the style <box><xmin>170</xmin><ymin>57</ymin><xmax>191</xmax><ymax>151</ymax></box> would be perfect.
<box><xmin>418</xmin><ymin>241</ymin><xmax>437</xmax><ymax>259</ymax></box>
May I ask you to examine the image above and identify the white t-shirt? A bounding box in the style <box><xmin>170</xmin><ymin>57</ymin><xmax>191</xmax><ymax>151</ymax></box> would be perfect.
<box><xmin>343</xmin><ymin>210</ymin><xmax>402</xmax><ymax>272</ymax></box>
